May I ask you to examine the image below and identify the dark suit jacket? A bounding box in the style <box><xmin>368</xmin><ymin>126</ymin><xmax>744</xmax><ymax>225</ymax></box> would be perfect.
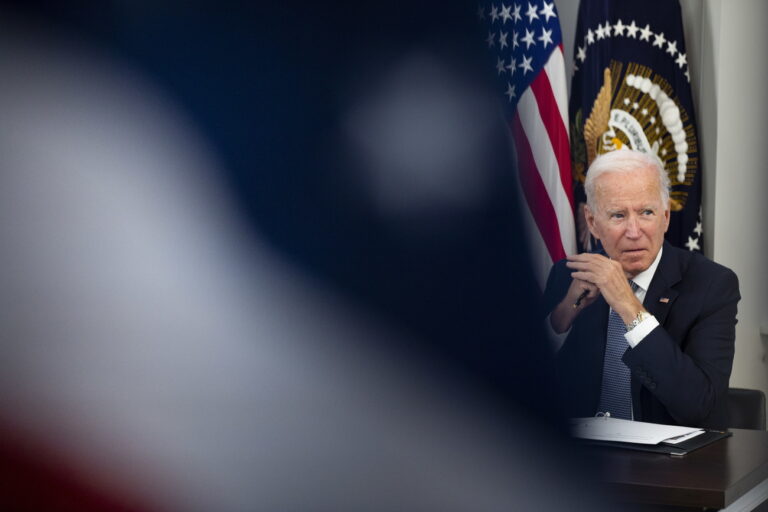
<box><xmin>543</xmin><ymin>242</ymin><xmax>740</xmax><ymax>429</ymax></box>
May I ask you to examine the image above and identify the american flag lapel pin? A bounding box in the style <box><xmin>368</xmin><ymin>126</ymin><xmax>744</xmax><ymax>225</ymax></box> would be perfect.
<box><xmin>659</xmin><ymin>297</ymin><xmax>670</xmax><ymax>303</ymax></box>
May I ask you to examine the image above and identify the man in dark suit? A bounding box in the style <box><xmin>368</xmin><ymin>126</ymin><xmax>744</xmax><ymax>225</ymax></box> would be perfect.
<box><xmin>544</xmin><ymin>149</ymin><xmax>739</xmax><ymax>429</ymax></box>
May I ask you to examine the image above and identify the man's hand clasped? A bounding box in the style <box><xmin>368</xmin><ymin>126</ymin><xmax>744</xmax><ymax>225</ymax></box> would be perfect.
<box><xmin>550</xmin><ymin>253</ymin><xmax>645</xmax><ymax>333</ymax></box>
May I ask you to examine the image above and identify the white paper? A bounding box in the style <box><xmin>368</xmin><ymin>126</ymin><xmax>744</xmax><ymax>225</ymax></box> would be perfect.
<box><xmin>662</xmin><ymin>429</ymin><xmax>705</xmax><ymax>445</ymax></box>
<box><xmin>570</xmin><ymin>417</ymin><xmax>704</xmax><ymax>445</ymax></box>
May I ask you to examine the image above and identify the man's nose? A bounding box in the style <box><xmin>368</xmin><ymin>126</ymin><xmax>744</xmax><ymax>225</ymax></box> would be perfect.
<box><xmin>625</xmin><ymin>216</ymin><xmax>641</xmax><ymax>238</ymax></box>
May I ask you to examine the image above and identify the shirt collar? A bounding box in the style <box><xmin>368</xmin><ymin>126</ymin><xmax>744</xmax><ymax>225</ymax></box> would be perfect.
<box><xmin>630</xmin><ymin>246</ymin><xmax>663</xmax><ymax>292</ymax></box>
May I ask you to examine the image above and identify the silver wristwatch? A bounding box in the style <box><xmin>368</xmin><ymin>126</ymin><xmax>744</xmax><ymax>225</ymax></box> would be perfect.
<box><xmin>626</xmin><ymin>310</ymin><xmax>653</xmax><ymax>331</ymax></box>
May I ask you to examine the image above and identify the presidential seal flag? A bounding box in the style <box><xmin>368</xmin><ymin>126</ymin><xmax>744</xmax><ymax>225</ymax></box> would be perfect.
<box><xmin>479</xmin><ymin>1</ymin><xmax>576</xmax><ymax>289</ymax></box>
<box><xmin>569</xmin><ymin>0</ymin><xmax>703</xmax><ymax>253</ymax></box>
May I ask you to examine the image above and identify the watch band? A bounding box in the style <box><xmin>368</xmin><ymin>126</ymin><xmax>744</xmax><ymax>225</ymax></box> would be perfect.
<box><xmin>626</xmin><ymin>310</ymin><xmax>652</xmax><ymax>331</ymax></box>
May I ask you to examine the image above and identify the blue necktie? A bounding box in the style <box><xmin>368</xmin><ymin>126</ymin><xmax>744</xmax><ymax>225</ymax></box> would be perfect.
<box><xmin>597</xmin><ymin>281</ymin><xmax>639</xmax><ymax>420</ymax></box>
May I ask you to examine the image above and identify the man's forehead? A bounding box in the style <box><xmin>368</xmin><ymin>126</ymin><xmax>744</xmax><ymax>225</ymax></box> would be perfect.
<box><xmin>595</xmin><ymin>167</ymin><xmax>659</xmax><ymax>195</ymax></box>
<box><xmin>596</xmin><ymin>165</ymin><xmax>657</xmax><ymax>183</ymax></box>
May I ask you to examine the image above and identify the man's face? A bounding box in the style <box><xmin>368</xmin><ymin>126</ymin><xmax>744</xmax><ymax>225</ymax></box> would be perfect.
<box><xmin>585</xmin><ymin>165</ymin><xmax>670</xmax><ymax>277</ymax></box>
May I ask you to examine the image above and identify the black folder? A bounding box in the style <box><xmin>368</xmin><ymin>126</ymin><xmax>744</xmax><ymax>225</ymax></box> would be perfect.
<box><xmin>584</xmin><ymin>429</ymin><xmax>732</xmax><ymax>457</ymax></box>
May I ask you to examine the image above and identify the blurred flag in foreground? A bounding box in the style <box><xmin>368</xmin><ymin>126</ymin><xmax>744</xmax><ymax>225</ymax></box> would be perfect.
<box><xmin>0</xmin><ymin>3</ymin><xmax>611</xmax><ymax>511</ymax></box>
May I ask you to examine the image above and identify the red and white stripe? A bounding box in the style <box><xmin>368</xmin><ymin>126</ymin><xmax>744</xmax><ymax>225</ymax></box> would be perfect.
<box><xmin>510</xmin><ymin>44</ymin><xmax>576</xmax><ymax>289</ymax></box>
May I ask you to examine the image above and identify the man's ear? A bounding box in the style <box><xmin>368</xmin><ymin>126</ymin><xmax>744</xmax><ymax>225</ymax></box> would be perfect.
<box><xmin>663</xmin><ymin>206</ymin><xmax>671</xmax><ymax>233</ymax></box>
<box><xmin>584</xmin><ymin>203</ymin><xmax>600</xmax><ymax>240</ymax></box>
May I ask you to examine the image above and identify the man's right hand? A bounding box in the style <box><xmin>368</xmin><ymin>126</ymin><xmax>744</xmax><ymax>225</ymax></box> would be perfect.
<box><xmin>549</xmin><ymin>277</ymin><xmax>599</xmax><ymax>334</ymax></box>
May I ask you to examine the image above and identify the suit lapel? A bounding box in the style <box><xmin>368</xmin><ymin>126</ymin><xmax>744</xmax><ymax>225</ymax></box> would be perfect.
<box><xmin>631</xmin><ymin>242</ymin><xmax>683</xmax><ymax>418</ymax></box>
<box><xmin>643</xmin><ymin>242</ymin><xmax>682</xmax><ymax>323</ymax></box>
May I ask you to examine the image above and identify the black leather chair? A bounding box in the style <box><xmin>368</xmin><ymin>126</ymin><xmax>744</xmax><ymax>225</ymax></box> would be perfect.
<box><xmin>728</xmin><ymin>387</ymin><xmax>766</xmax><ymax>430</ymax></box>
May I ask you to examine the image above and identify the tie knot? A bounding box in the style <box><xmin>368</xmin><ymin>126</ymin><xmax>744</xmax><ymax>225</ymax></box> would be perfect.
<box><xmin>629</xmin><ymin>280</ymin><xmax>639</xmax><ymax>292</ymax></box>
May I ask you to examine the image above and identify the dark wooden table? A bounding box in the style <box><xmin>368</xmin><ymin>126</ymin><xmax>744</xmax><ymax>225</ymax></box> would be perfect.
<box><xmin>593</xmin><ymin>429</ymin><xmax>768</xmax><ymax>511</ymax></box>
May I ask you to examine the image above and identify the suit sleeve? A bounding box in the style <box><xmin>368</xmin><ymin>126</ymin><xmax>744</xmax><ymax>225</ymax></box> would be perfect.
<box><xmin>622</xmin><ymin>267</ymin><xmax>740</xmax><ymax>427</ymax></box>
<box><xmin>542</xmin><ymin>259</ymin><xmax>571</xmax><ymax>316</ymax></box>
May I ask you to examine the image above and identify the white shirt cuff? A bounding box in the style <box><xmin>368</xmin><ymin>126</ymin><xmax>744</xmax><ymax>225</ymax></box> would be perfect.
<box><xmin>624</xmin><ymin>314</ymin><xmax>659</xmax><ymax>348</ymax></box>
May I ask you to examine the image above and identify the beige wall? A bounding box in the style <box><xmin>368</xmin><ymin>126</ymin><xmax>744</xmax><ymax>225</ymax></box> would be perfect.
<box><xmin>555</xmin><ymin>0</ymin><xmax>768</xmax><ymax>398</ymax></box>
<box><xmin>699</xmin><ymin>0</ymin><xmax>768</xmax><ymax>395</ymax></box>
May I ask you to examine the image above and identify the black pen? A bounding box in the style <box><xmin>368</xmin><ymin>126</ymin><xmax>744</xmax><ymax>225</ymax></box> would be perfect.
<box><xmin>573</xmin><ymin>289</ymin><xmax>589</xmax><ymax>308</ymax></box>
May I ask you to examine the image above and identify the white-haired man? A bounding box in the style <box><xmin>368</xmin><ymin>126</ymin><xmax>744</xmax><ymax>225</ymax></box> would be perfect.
<box><xmin>543</xmin><ymin>149</ymin><xmax>739</xmax><ymax>428</ymax></box>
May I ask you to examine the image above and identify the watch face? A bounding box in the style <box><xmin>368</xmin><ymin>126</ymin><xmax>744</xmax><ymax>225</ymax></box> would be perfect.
<box><xmin>627</xmin><ymin>312</ymin><xmax>652</xmax><ymax>331</ymax></box>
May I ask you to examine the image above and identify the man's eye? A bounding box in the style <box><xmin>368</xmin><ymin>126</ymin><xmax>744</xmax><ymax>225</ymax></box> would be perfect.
<box><xmin>642</xmin><ymin>209</ymin><xmax>654</xmax><ymax>216</ymax></box>
<box><xmin>611</xmin><ymin>213</ymin><xmax>624</xmax><ymax>219</ymax></box>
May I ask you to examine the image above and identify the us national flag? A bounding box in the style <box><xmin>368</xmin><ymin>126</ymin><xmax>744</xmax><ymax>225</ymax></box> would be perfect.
<box><xmin>479</xmin><ymin>1</ymin><xmax>576</xmax><ymax>289</ymax></box>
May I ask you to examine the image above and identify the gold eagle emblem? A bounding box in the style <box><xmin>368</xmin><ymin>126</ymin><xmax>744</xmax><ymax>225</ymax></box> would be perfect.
<box><xmin>583</xmin><ymin>68</ymin><xmax>612</xmax><ymax>166</ymax></box>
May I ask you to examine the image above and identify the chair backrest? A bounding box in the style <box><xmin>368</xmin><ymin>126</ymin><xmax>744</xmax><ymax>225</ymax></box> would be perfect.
<box><xmin>728</xmin><ymin>387</ymin><xmax>766</xmax><ymax>430</ymax></box>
